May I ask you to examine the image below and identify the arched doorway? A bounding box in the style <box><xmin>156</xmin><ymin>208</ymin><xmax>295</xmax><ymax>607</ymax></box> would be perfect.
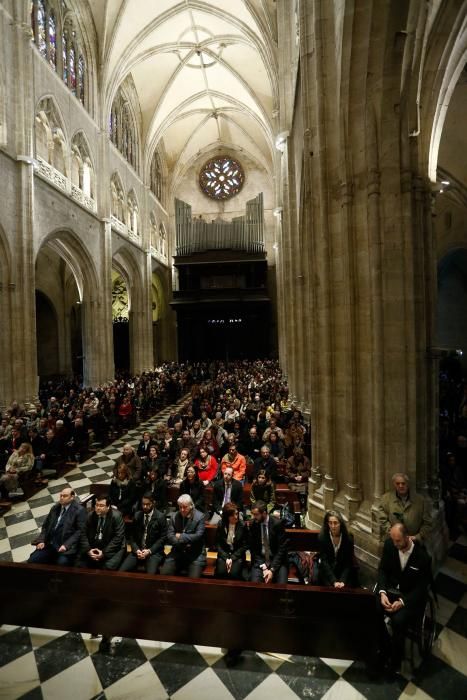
<box><xmin>35</xmin><ymin>241</ymin><xmax>82</xmax><ymax>381</ymax></box>
<box><xmin>35</xmin><ymin>229</ymin><xmax>103</xmax><ymax>387</ymax></box>
<box><xmin>112</xmin><ymin>269</ymin><xmax>130</xmax><ymax>372</ymax></box>
<box><xmin>35</xmin><ymin>291</ymin><xmax>60</xmax><ymax>379</ymax></box>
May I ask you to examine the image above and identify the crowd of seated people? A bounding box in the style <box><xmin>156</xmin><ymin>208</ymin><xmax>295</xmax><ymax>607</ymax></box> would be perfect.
<box><xmin>0</xmin><ymin>363</ymin><xmax>193</xmax><ymax>506</ymax></box>
<box><xmin>20</xmin><ymin>358</ymin><xmax>438</xmax><ymax>672</ymax></box>
<box><xmin>98</xmin><ymin>357</ymin><xmax>312</xmax><ymax>577</ymax></box>
<box><xmin>82</xmin><ymin>359</ymin><xmax>312</xmax><ymax>521</ymax></box>
<box><xmin>27</xmin><ymin>485</ymin><xmax>359</xmax><ymax>591</ymax></box>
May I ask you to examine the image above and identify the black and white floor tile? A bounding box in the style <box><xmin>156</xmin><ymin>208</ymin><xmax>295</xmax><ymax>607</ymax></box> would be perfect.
<box><xmin>1</xmin><ymin>403</ymin><xmax>467</xmax><ymax>699</ymax></box>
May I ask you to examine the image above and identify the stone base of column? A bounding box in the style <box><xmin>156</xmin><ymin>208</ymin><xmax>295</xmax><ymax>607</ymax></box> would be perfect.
<box><xmin>306</xmin><ymin>499</ymin><xmax>325</xmax><ymax>530</ymax></box>
<box><xmin>351</xmin><ymin>528</ymin><xmax>383</xmax><ymax>569</ymax></box>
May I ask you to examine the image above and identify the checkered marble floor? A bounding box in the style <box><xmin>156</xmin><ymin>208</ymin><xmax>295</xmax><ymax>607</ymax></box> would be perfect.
<box><xmin>1</xmin><ymin>406</ymin><xmax>467</xmax><ymax>699</ymax></box>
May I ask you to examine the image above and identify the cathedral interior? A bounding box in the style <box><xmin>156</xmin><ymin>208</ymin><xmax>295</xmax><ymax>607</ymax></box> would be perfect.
<box><xmin>0</xmin><ymin>0</ymin><xmax>467</xmax><ymax>698</ymax></box>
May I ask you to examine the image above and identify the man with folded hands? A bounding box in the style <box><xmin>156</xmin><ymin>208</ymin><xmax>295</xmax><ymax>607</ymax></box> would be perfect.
<box><xmin>375</xmin><ymin>523</ymin><xmax>432</xmax><ymax>671</ymax></box>
<box><xmin>119</xmin><ymin>492</ymin><xmax>167</xmax><ymax>574</ymax></box>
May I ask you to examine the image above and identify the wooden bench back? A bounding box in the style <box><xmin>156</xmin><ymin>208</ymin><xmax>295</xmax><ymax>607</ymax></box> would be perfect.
<box><xmin>0</xmin><ymin>561</ymin><xmax>379</xmax><ymax>662</ymax></box>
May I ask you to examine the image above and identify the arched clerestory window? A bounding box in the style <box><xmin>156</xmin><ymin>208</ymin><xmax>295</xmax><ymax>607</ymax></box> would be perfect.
<box><xmin>150</xmin><ymin>150</ymin><xmax>163</xmax><ymax>202</ymax></box>
<box><xmin>31</xmin><ymin>1</ymin><xmax>88</xmax><ymax>110</ymax></box>
<box><xmin>109</xmin><ymin>83</ymin><xmax>140</xmax><ymax>173</ymax></box>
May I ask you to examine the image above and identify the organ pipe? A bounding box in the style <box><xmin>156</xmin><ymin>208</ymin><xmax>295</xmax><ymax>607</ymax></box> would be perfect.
<box><xmin>175</xmin><ymin>194</ymin><xmax>265</xmax><ymax>255</ymax></box>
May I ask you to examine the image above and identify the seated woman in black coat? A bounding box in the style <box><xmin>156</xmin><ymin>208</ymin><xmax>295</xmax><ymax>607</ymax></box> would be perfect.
<box><xmin>109</xmin><ymin>463</ymin><xmax>137</xmax><ymax>517</ymax></box>
<box><xmin>318</xmin><ymin>510</ymin><xmax>359</xmax><ymax>588</ymax></box>
<box><xmin>215</xmin><ymin>501</ymin><xmax>248</xmax><ymax>580</ymax></box>
<box><xmin>179</xmin><ymin>465</ymin><xmax>206</xmax><ymax>513</ymax></box>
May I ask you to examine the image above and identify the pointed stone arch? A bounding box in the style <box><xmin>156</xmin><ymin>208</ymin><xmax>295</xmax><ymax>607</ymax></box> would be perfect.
<box><xmin>112</xmin><ymin>244</ymin><xmax>151</xmax><ymax>373</ymax></box>
<box><xmin>36</xmin><ymin>228</ymin><xmax>104</xmax><ymax>386</ymax></box>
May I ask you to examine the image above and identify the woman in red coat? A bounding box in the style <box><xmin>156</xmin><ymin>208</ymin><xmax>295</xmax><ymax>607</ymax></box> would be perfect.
<box><xmin>194</xmin><ymin>446</ymin><xmax>219</xmax><ymax>485</ymax></box>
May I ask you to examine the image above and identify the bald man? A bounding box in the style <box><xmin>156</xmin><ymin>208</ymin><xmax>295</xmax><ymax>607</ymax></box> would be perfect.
<box><xmin>28</xmin><ymin>487</ymin><xmax>86</xmax><ymax>566</ymax></box>
<box><xmin>375</xmin><ymin>523</ymin><xmax>432</xmax><ymax>670</ymax></box>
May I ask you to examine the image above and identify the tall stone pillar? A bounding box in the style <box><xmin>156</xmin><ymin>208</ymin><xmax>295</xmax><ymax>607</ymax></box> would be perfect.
<box><xmin>289</xmin><ymin>0</ymin><xmax>444</xmax><ymax>565</ymax></box>
<box><xmin>9</xmin><ymin>11</ymin><xmax>39</xmax><ymax>404</ymax></box>
<box><xmin>129</xmin><ymin>251</ymin><xmax>154</xmax><ymax>375</ymax></box>
<box><xmin>99</xmin><ymin>220</ymin><xmax>116</xmax><ymax>381</ymax></box>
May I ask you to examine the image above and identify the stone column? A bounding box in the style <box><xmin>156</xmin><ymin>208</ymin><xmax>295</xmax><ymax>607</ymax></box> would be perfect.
<box><xmin>100</xmin><ymin>219</ymin><xmax>116</xmax><ymax>380</ymax></box>
<box><xmin>9</xmin><ymin>12</ymin><xmax>38</xmax><ymax>403</ymax></box>
<box><xmin>293</xmin><ymin>1</ymin><xmax>445</xmax><ymax>565</ymax></box>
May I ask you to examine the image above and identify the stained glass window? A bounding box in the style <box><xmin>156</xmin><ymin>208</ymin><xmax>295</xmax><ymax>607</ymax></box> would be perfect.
<box><xmin>199</xmin><ymin>156</ymin><xmax>245</xmax><ymax>200</ymax></box>
<box><xmin>78</xmin><ymin>55</ymin><xmax>85</xmax><ymax>105</ymax></box>
<box><xmin>62</xmin><ymin>30</ymin><xmax>68</xmax><ymax>83</ymax></box>
<box><xmin>48</xmin><ymin>12</ymin><xmax>56</xmax><ymax>68</ymax></box>
<box><xmin>110</xmin><ymin>89</ymin><xmax>139</xmax><ymax>171</ymax></box>
<box><xmin>37</xmin><ymin>0</ymin><xmax>47</xmax><ymax>57</ymax></box>
<box><xmin>69</xmin><ymin>45</ymin><xmax>76</xmax><ymax>94</ymax></box>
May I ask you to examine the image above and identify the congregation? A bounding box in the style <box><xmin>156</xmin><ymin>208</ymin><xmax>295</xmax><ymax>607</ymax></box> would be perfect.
<box><xmin>0</xmin><ymin>358</ymin><xmax>439</xmax><ymax>674</ymax></box>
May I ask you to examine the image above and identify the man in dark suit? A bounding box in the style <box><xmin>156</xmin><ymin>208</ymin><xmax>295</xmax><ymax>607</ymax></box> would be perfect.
<box><xmin>211</xmin><ymin>466</ymin><xmax>243</xmax><ymax>523</ymax></box>
<box><xmin>249</xmin><ymin>500</ymin><xmax>289</xmax><ymax>584</ymax></box>
<box><xmin>376</xmin><ymin>523</ymin><xmax>432</xmax><ymax>669</ymax></box>
<box><xmin>28</xmin><ymin>487</ymin><xmax>86</xmax><ymax>566</ymax></box>
<box><xmin>160</xmin><ymin>494</ymin><xmax>206</xmax><ymax>577</ymax></box>
<box><xmin>120</xmin><ymin>492</ymin><xmax>167</xmax><ymax>574</ymax></box>
<box><xmin>78</xmin><ymin>495</ymin><xmax>126</xmax><ymax>570</ymax></box>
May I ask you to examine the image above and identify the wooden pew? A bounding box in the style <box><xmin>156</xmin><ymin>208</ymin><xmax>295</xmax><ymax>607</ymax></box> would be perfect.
<box><xmin>83</xmin><ymin>485</ymin><xmax>316</xmax><ymax>578</ymax></box>
<box><xmin>0</xmin><ymin>561</ymin><xmax>379</xmax><ymax>662</ymax></box>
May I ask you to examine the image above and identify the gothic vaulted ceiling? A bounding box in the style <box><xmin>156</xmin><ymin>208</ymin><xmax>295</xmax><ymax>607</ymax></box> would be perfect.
<box><xmin>88</xmin><ymin>0</ymin><xmax>278</xmax><ymax>187</ymax></box>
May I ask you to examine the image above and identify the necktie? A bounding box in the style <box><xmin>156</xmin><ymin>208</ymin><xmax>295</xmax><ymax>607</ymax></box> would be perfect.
<box><xmin>142</xmin><ymin>513</ymin><xmax>150</xmax><ymax>547</ymax></box>
<box><xmin>262</xmin><ymin>522</ymin><xmax>271</xmax><ymax>565</ymax></box>
<box><xmin>223</xmin><ymin>484</ymin><xmax>231</xmax><ymax>507</ymax></box>
<box><xmin>54</xmin><ymin>507</ymin><xmax>65</xmax><ymax>529</ymax></box>
<box><xmin>97</xmin><ymin>516</ymin><xmax>104</xmax><ymax>541</ymax></box>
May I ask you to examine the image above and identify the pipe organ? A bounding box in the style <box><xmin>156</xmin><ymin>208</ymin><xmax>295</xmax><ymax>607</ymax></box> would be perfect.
<box><xmin>175</xmin><ymin>194</ymin><xmax>264</xmax><ymax>255</ymax></box>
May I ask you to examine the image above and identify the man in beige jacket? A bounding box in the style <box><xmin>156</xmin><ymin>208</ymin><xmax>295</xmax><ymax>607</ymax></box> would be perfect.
<box><xmin>379</xmin><ymin>473</ymin><xmax>432</xmax><ymax>543</ymax></box>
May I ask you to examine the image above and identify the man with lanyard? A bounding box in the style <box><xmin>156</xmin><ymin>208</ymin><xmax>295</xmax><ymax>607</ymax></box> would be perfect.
<box><xmin>78</xmin><ymin>495</ymin><xmax>125</xmax><ymax>570</ymax></box>
<box><xmin>28</xmin><ymin>487</ymin><xmax>86</xmax><ymax>566</ymax></box>
<box><xmin>120</xmin><ymin>492</ymin><xmax>167</xmax><ymax>573</ymax></box>
<box><xmin>249</xmin><ymin>501</ymin><xmax>289</xmax><ymax>584</ymax></box>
